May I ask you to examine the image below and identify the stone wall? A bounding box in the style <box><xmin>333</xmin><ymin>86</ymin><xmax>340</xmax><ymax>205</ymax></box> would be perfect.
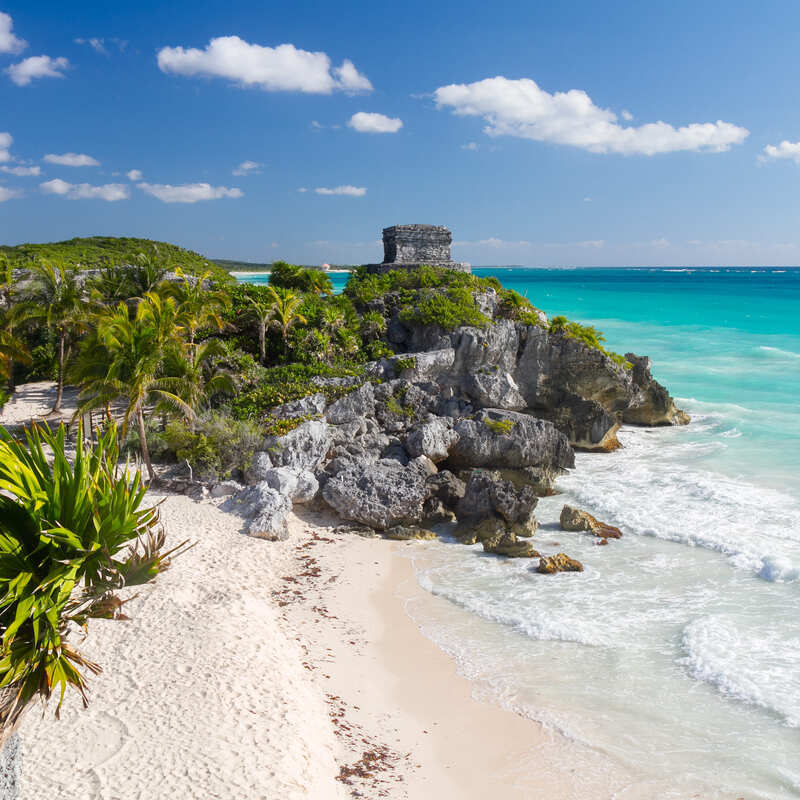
<box><xmin>383</xmin><ymin>225</ymin><xmax>452</xmax><ymax>264</ymax></box>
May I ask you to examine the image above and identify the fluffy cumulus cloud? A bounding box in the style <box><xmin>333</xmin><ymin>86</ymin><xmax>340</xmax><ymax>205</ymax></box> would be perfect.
<box><xmin>126</xmin><ymin>169</ymin><xmax>143</xmax><ymax>181</ymax></box>
<box><xmin>348</xmin><ymin>112</ymin><xmax>403</xmax><ymax>134</ymax></box>
<box><xmin>157</xmin><ymin>36</ymin><xmax>372</xmax><ymax>94</ymax></box>
<box><xmin>0</xmin><ymin>186</ymin><xmax>22</xmax><ymax>202</ymax></box>
<box><xmin>137</xmin><ymin>182</ymin><xmax>243</xmax><ymax>203</ymax></box>
<box><xmin>314</xmin><ymin>185</ymin><xmax>366</xmax><ymax>196</ymax></box>
<box><xmin>0</xmin><ymin>12</ymin><xmax>26</xmax><ymax>54</ymax></box>
<box><xmin>761</xmin><ymin>140</ymin><xmax>800</xmax><ymax>165</ymax></box>
<box><xmin>6</xmin><ymin>55</ymin><xmax>69</xmax><ymax>86</ymax></box>
<box><xmin>40</xmin><ymin>178</ymin><xmax>129</xmax><ymax>201</ymax></box>
<box><xmin>43</xmin><ymin>152</ymin><xmax>100</xmax><ymax>167</ymax></box>
<box><xmin>233</xmin><ymin>160</ymin><xmax>262</xmax><ymax>176</ymax></box>
<box><xmin>433</xmin><ymin>76</ymin><xmax>749</xmax><ymax>155</ymax></box>
<box><xmin>1</xmin><ymin>164</ymin><xmax>40</xmax><ymax>176</ymax></box>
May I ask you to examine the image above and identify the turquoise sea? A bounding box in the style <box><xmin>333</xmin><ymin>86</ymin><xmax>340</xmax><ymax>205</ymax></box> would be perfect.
<box><xmin>238</xmin><ymin>267</ymin><xmax>800</xmax><ymax>798</ymax></box>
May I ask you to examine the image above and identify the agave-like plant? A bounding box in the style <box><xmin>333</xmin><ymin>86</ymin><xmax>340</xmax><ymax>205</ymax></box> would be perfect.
<box><xmin>0</xmin><ymin>422</ymin><xmax>190</xmax><ymax>745</ymax></box>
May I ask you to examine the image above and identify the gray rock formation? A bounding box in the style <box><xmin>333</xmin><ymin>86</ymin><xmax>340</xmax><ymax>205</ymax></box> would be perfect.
<box><xmin>456</xmin><ymin>471</ymin><xmax>538</xmax><ymax>528</ymax></box>
<box><xmin>321</xmin><ymin>457</ymin><xmax>429</xmax><ymax>529</ymax></box>
<box><xmin>448</xmin><ymin>409</ymin><xmax>575</xmax><ymax>472</ymax></box>
<box><xmin>265</xmin><ymin>419</ymin><xmax>331</xmax><ymax>472</ymax></box>
<box><xmin>244</xmin><ymin>451</ymin><xmax>273</xmax><ymax>484</ymax></box>
<box><xmin>325</xmin><ymin>384</ymin><xmax>375</xmax><ymax>425</ymax></box>
<box><xmin>268</xmin><ymin>393</ymin><xmax>327</xmax><ymax>420</ymax></box>
<box><xmin>228</xmin><ymin>482</ymin><xmax>293</xmax><ymax>541</ymax></box>
<box><xmin>405</xmin><ymin>418</ymin><xmax>459</xmax><ymax>462</ymax></box>
<box><xmin>262</xmin><ymin>467</ymin><xmax>319</xmax><ymax>504</ymax></box>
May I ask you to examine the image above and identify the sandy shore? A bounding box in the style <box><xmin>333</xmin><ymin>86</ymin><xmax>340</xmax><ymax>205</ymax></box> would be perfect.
<box><xmin>12</xmin><ymin>484</ymin><xmax>629</xmax><ymax>799</ymax></box>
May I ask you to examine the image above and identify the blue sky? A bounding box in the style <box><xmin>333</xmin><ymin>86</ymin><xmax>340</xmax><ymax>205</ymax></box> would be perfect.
<box><xmin>2</xmin><ymin>0</ymin><xmax>800</xmax><ymax>266</ymax></box>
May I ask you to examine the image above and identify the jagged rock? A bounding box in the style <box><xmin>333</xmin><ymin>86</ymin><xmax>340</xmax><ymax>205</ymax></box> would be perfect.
<box><xmin>463</xmin><ymin>368</ymin><xmax>526</xmax><ymax>410</ymax></box>
<box><xmin>321</xmin><ymin>457</ymin><xmax>429</xmax><ymax>529</ymax></box>
<box><xmin>456</xmin><ymin>471</ymin><xmax>538</xmax><ymax>526</ymax></box>
<box><xmin>482</xmin><ymin>532</ymin><xmax>540</xmax><ymax>558</ymax></box>
<box><xmin>405</xmin><ymin>418</ymin><xmax>459</xmax><ymax>462</ymax></box>
<box><xmin>623</xmin><ymin>353</ymin><xmax>690</xmax><ymax>426</ymax></box>
<box><xmin>560</xmin><ymin>505</ymin><xmax>622</xmax><ymax>538</ymax></box>
<box><xmin>247</xmin><ymin>488</ymin><xmax>292</xmax><ymax>541</ymax></box>
<box><xmin>382</xmin><ymin>526</ymin><xmax>438</xmax><ymax>541</ymax></box>
<box><xmin>448</xmin><ymin>409</ymin><xmax>574</xmax><ymax>472</ymax></box>
<box><xmin>244</xmin><ymin>451</ymin><xmax>273</xmax><ymax>485</ymax></box>
<box><xmin>210</xmin><ymin>480</ymin><xmax>243</xmax><ymax>498</ymax></box>
<box><xmin>265</xmin><ymin>419</ymin><xmax>331</xmax><ymax>472</ymax></box>
<box><xmin>451</xmin><ymin>321</ymin><xmax>519</xmax><ymax>376</ymax></box>
<box><xmin>425</xmin><ymin>470</ymin><xmax>466</xmax><ymax>507</ymax></box>
<box><xmin>267</xmin><ymin>392</ymin><xmax>327</xmax><ymax>420</ymax></box>
<box><xmin>388</xmin><ymin>348</ymin><xmax>455</xmax><ymax>383</ymax></box>
<box><xmin>454</xmin><ymin>516</ymin><xmax>506</xmax><ymax>545</ymax></box>
<box><xmin>228</xmin><ymin>482</ymin><xmax>293</xmax><ymax>541</ymax></box>
<box><xmin>262</xmin><ymin>467</ymin><xmax>319</xmax><ymax>504</ymax></box>
<box><xmin>539</xmin><ymin>394</ymin><xmax>621</xmax><ymax>451</ymax></box>
<box><xmin>537</xmin><ymin>553</ymin><xmax>584</xmax><ymax>574</ymax></box>
<box><xmin>325</xmin><ymin>383</ymin><xmax>375</xmax><ymax>425</ymax></box>
<box><xmin>409</xmin><ymin>454</ymin><xmax>437</xmax><ymax>477</ymax></box>
<box><xmin>422</xmin><ymin>497</ymin><xmax>454</xmax><ymax>523</ymax></box>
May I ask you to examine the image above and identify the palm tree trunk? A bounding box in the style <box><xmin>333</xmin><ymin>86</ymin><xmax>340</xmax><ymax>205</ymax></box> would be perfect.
<box><xmin>52</xmin><ymin>328</ymin><xmax>65</xmax><ymax>414</ymax></box>
<box><xmin>136</xmin><ymin>407</ymin><xmax>154</xmax><ymax>481</ymax></box>
<box><xmin>258</xmin><ymin>323</ymin><xmax>266</xmax><ymax>364</ymax></box>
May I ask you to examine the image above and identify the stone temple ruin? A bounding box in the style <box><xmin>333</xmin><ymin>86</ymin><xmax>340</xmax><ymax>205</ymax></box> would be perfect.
<box><xmin>364</xmin><ymin>224</ymin><xmax>470</xmax><ymax>274</ymax></box>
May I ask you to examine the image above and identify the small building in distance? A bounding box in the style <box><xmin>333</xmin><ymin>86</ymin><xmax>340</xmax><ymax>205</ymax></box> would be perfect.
<box><xmin>364</xmin><ymin>224</ymin><xmax>470</xmax><ymax>274</ymax></box>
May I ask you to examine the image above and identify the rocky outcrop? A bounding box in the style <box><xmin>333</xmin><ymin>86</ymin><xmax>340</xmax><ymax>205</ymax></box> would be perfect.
<box><xmin>244</xmin><ymin>451</ymin><xmax>273</xmax><ymax>485</ymax></box>
<box><xmin>560</xmin><ymin>505</ymin><xmax>622</xmax><ymax>539</ymax></box>
<box><xmin>263</xmin><ymin>467</ymin><xmax>319</xmax><ymax>504</ymax></box>
<box><xmin>537</xmin><ymin>553</ymin><xmax>584</xmax><ymax>574</ymax></box>
<box><xmin>448</xmin><ymin>410</ymin><xmax>574</xmax><ymax>473</ymax></box>
<box><xmin>265</xmin><ymin>419</ymin><xmax>331</xmax><ymax>472</ymax></box>
<box><xmin>382</xmin><ymin>526</ymin><xmax>438</xmax><ymax>541</ymax></box>
<box><xmin>268</xmin><ymin>393</ymin><xmax>327</xmax><ymax>420</ymax></box>
<box><xmin>321</xmin><ymin>457</ymin><xmax>429</xmax><ymax>529</ymax></box>
<box><xmin>229</xmin><ymin>482</ymin><xmax>293</xmax><ymax>541</ymax></box>
<box><xmin>482</xmin><ymin>531</ymin><xmax>540</xmax><ymax>558</ymax></box>
<box><xmin>538</xmin><ymin>394</ymin><xmax>621</xmax><ymax>452</ymax></box>
<box><xmin>405</xmin><ymin>418</ymin><xmax>459</xmax><ymax>462</ymax></box>
<box><xmin>456</xmin><ymin>471</ymin><xmax>538</xmax><ymax>529</ymax></box>
<box><xmin>325</xmin><ymin>384</ymin><xmax>375</xmax><ymax>425</ymax></box>
<box><xmin>622</xmin><ymin>354</ymin><xmax>690</xmax><ymax>426</ymax></box>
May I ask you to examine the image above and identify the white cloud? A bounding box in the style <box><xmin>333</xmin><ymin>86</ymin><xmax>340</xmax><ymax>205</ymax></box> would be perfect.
<box><xmin>0</xmin><ymin>186</ymin><xmax>22</xmax><ymax>202</ymax></box>
<box><xmin>126</xmin><ymin>169</ymin><xmax>143</xmax><ymax>181</ymax></box>
<box><xmin>40</xmin><ymin>178</ymin><xmax>129</xmax><ymax>201</ymax></box>
<box><xmin>75</xmin><ymin>36</ymin><xmax>127</xmax><ymax>54</ymax></box>
<box><xmin>232</xmin><ymin>160</ymin><xmax>262</xmax><ymax>176</ymax></box>
<box><xmin>433</xmin><ymin>76</ymin><xmax>749</xmax><ymax>155</ymax></box>
<box><xmin>461</xmin><ymin>141</ymin><xmax>478</xmax><ymax>151</ymax></box>
<box><xmin>348</xmin><ymin>112</ymin><xmax>402</xmax><ymax>134</ymax></box>
<box><xmin>313</xmin><ymin>185</ymin><xmax>367</xmax><ymax>196</ymax></box>
<box><xmin>310</xmin><ymin>120</ymin><xmax>323</xmax><ymax>129</ymax></box>
<box><xmin>297</xmin><ymin>187</ymin><xmax>308</xmax><ymax>192</ymax></box>
<box><xmin>761</xmin><ymin>140</ymin><xmax>800</xmax><ymax>165</ymax></box>
<box><xmin>621</xmin><ymin>110</ymin><xmax>633</xmax><ymax>121</ymax></box>
<box><xmin>0</xmin><ymin>12</ymin><xmax>26</xmax><ymax>54</ymax></box>
<box><xmin>0</xmin><ymin>132</ymin><xmax>11</xmax><ymax>162</ymax></box>
<box><xmin>1</xmin><ymin>164</ymin><xmax>40</xmax><ymax>176</ymax></box>
<box><xmin>137</xmin><ymin>181</ymin><xmax>243</xmax><ymax>203</ymax></box>
<box><xmin>44</xmin><ymin>152</ymin><xmax>100</xmax><ymax>167</ymax></box>
<box><xmin>6</xmin><ymin>55</ymin><xmax>69</xmax><ymax>86</ymax></box>
<box><xmin>157</xmin><ymin>36</ymin><xmax>371</xmax><ymax>94</ymax></box>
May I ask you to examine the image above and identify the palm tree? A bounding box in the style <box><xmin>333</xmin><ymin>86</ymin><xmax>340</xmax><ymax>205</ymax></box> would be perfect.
<box><xmin>165</xmin><ymin>269</ymin><xmax>230</xmax><ymax>364</ymax></box>
<box><xmin>243</xmin><ymin>295</ymin><xmax>273</xmax><ymax>365</ymax></box>
<box><xmin>160</xmin><ymin>338</ymin><xmax>235</xmax><ymax>429</ymax></box>
<box><xmin>267</xmin><ymin>286</ymin><xmax>307</xmax><ymax>358</ymax></box>
<box><xmin>304</xmin><ymin>270</ymin><xmax>333</xmax><ymax>296</ymax></box>
<box><xmin>76</xmin><ymin>294</ymin><xmax>191</xmax><ymax>480</ymax></box>
<box><xmin>16</xmin><ymin>261</ymin><xmax>86</xmax><ymax>414</ymax></box>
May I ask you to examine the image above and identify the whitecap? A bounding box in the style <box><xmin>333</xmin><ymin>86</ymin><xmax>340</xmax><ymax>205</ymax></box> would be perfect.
<box><xmin>759</xmin><ymin>345</ymin><xmax>800</xmax><ymax>359</ymax></box>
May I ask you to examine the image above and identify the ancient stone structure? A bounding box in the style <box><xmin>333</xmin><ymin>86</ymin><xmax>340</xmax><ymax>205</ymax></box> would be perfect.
<box><xmin>364</xmin><ymin>224</ymin><xmax>471</xmax><ymax>274</ymax></box>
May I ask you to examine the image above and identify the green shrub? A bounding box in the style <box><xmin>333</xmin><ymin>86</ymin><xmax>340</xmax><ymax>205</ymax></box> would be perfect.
<box><xmin>262</xmin><ymin>414</ymin><xmax>321</xmax><ymax>437</ymax></box>
<box><xmin>394</xmin><ymin>356</ymin><xmax>417</xmax><ymax>371</ymax></box>
<box><xmin>269</xmin><ymin>261</ymin><xmax>333</xmax><ymax>294</ymax></box>
<box><xmin>0</xmin><ymin>422</ymin><xmax>188</xmax><ymax>730</ymax></box>
<box><xmin>485</xmin><ymin>418</ymin><xmax>514</xmax><ymax>435</ymax></box>
<box><xmin>230</xmin><ymin>363</ymin><xmax>364</xmax><ymax>419</ymax></box>
<box><xmin>549</xmin><ymin>315</ymin><xmax>631</xmax><ymax>368</ymax></box>
<box><xmin>399</xmin><ymin>288</ymin><xmax>489</xmax><ymax>331</ymax></box>
<box><xmin>497</xmin><ymin>289</ymin><xmax>545</xmax><ymax>326</ymax></box>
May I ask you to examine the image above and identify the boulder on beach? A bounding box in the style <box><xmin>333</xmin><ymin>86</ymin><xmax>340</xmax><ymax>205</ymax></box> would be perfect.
<box><xmin>537</xmin><ymin>553</ymin><xmax>584</xmax><ymax>574</ymax></box>
<box><xmin>560</xmin><ymin>505</ymin><xmax>622</xmax><ymax>539</ymax></box>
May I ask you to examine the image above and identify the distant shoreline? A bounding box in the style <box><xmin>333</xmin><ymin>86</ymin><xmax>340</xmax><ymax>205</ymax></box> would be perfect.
<box><xmin>229</xmin><ymin>269</ymin><xmax>352</xmax><ymax>277</ymax></box>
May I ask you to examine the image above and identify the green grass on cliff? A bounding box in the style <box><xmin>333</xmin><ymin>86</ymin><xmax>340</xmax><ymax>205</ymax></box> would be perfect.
<box><xmin>0</xmin><ymin>236</ymin><xmax>218</xmax><ymax>276</ymax></box>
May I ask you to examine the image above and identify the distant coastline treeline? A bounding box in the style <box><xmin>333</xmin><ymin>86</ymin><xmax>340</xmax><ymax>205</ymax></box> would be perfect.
<box><xmin>213</xmin><ymin>258</ymin><xmax>355</xmax><ymax>272</ymax></box>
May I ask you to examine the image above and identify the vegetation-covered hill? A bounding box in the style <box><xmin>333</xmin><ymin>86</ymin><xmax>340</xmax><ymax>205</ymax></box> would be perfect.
<box><xmin>1</xmin><ymin>236</ymin><xmax>217</xmax><ymax>275</ymax></box>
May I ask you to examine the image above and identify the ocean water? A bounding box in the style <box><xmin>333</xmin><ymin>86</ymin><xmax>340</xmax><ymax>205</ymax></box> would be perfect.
<box><xmin>236</xmin><ymin>266</ymin><xmax>800</xmax><ymax>796</ymax></box>
<box><xmin>409</xmin><ymin>267</ymin><xmax>800</xmax><ymax>799</ymax></box>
